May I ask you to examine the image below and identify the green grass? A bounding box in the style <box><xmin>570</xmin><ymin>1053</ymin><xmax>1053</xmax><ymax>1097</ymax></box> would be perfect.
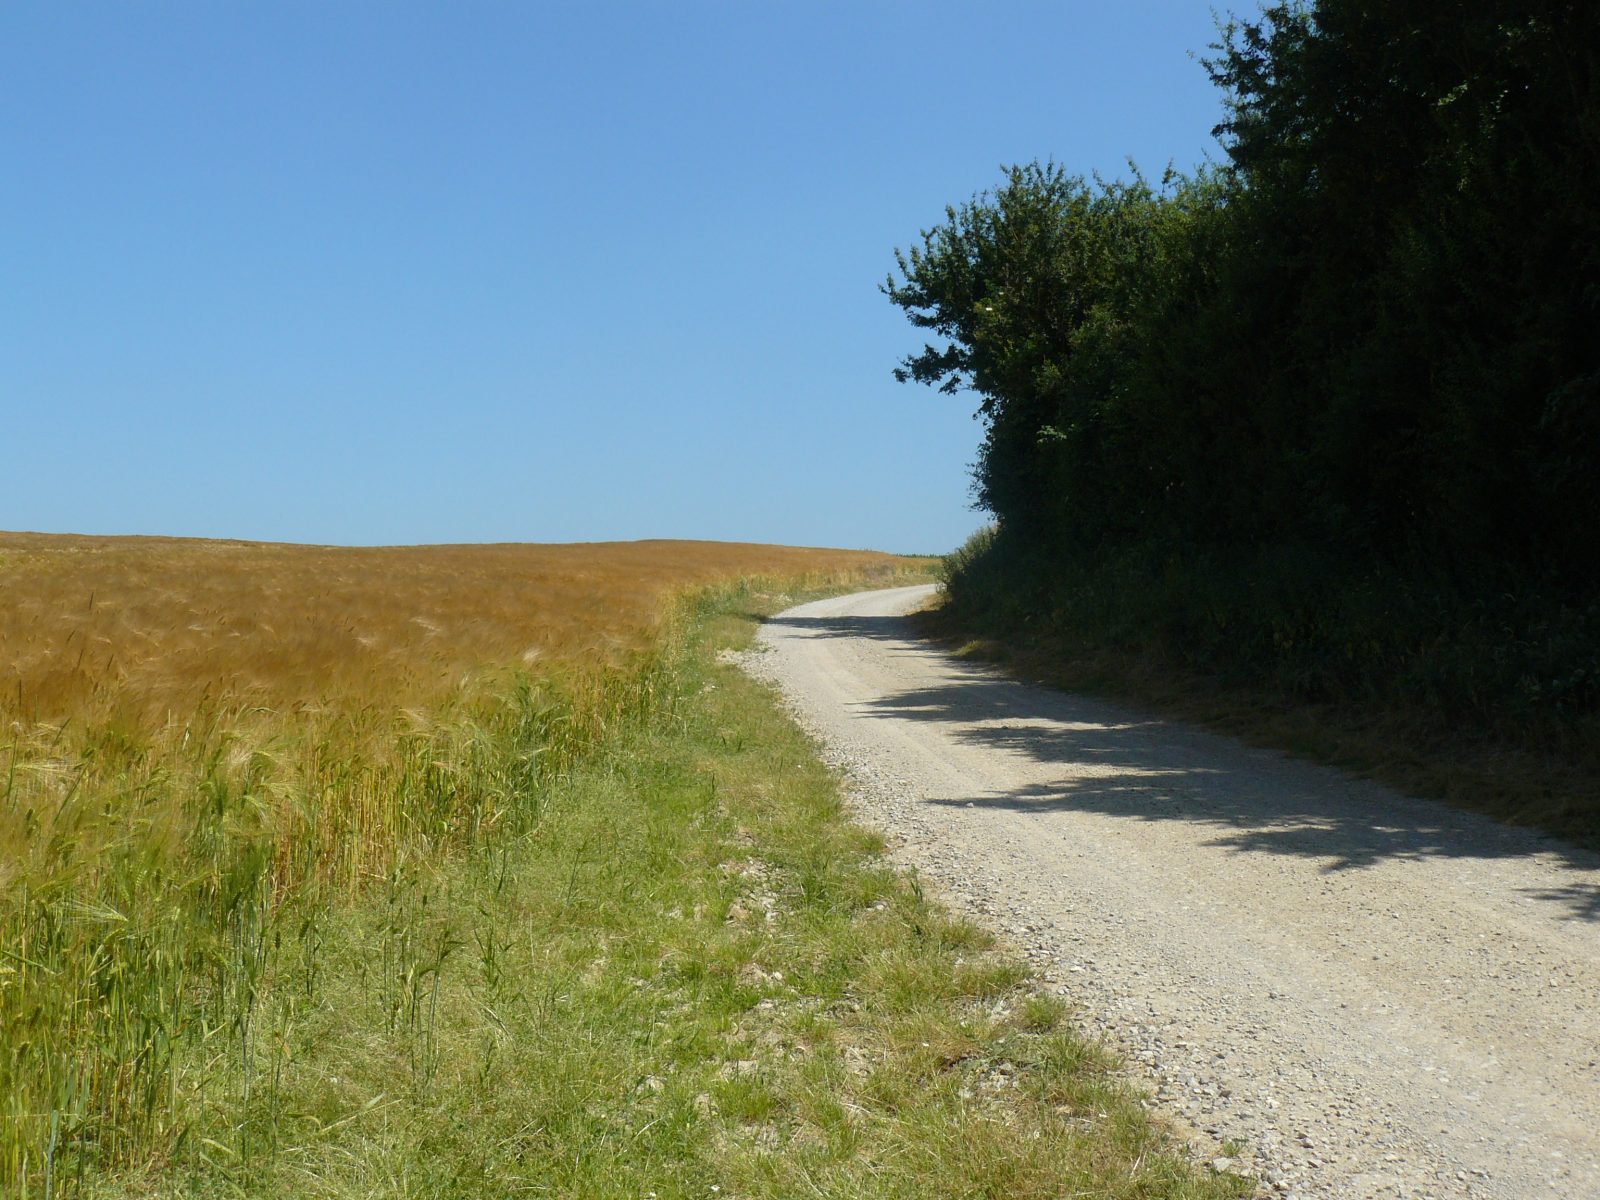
<box><xmin>69</xmin><ymin>581</ymin><xmax>1245</xmax><ymax>1199</ymax></box>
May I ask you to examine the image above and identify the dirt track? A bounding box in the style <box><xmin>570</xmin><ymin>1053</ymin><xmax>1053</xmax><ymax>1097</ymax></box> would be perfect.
<box><xmin>740</xmin><ymin>584</ymin><xmax>1600</xmax><ymax>1200</ymax></box>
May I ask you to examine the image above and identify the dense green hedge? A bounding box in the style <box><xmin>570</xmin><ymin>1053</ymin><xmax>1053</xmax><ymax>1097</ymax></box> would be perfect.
<box><xmin>889</xmin><ymin>1</ymin><xmax>1599</xmax><ymax>744</ymax></box>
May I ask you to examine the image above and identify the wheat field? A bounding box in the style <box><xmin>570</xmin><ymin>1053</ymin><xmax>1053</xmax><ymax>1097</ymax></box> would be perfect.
<box><xmin>0</xmin><ymin>531</ymin><xmax>919</xmax><ymax>1192</ymax></box>
<box><xmin>0</xmin><ymin>532</ymin><xmax>906</xmax><ymax>725</ymax></box>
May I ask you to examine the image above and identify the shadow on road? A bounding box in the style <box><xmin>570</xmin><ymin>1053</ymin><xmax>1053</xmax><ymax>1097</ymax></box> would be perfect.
<box><xmin>759</xmin><ymin>613</ymin><xmax>923</xmax><ymax>645</ymax></box>
<box><xmin>766</xmin><ymin>609</ymin><xmax>1600</xmax><ymax>921</ymax></box>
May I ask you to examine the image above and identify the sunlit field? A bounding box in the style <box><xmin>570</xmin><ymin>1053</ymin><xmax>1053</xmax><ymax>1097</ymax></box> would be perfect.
<box><xmin>0</xmin><ymin>533</ymin><xmax>907</xmax><ymax>726</ymax></box>
<box><xmin>0</xmin><ymin>532</ymin><xmax>920</xmax><ymax>1192</ymax></box>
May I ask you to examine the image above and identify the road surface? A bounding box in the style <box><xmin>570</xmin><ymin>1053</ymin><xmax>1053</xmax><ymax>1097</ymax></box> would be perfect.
<box><xmin>741</xmin><ymin>584</ymin><xmax>1600</xmax><ymax>1200</ymax></box>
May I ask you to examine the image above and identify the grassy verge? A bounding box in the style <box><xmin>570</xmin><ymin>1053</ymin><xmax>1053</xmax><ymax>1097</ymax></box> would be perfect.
<box><xmin>80</xmin><ymin>579</ymin><xmax>1244</xmax><ymax>1199</ymax></box>
<box><xmin>926</xmin><ymin>531</ymin><xmax>1600</xmax><ymax>850</ymax></box>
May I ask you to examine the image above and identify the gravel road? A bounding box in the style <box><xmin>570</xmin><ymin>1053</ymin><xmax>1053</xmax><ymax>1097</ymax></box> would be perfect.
<box><xmin>739</xmin><ymin>584</ymin><xmax>1600</xmax><ymax>1200</ymax></box>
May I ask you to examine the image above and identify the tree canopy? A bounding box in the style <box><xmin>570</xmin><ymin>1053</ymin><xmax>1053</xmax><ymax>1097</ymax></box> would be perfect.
<box><xmin>888</xmin><ymin>0</ymin><xmax>1600</xmax><ymax>590</ymax></box>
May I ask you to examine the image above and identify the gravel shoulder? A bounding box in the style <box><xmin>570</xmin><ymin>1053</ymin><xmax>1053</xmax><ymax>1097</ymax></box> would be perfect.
<box><xmin>739</xmin><ymin>584</ymin><xmax>1600</xmax><ymax>1200</ymax></box>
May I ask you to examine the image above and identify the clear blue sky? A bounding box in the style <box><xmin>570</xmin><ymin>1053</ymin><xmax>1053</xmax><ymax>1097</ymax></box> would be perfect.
<box><xmin>4</xmin><ymin>2</ymin><xmax>1233</xmax><ymax>553</ymax></box>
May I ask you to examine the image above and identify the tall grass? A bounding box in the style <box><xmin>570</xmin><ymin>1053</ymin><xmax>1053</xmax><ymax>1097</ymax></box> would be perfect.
<box><xmin>0</xmin><ymin>534</ymin><xmax>923</xmax><ymax>1194</ymax></box>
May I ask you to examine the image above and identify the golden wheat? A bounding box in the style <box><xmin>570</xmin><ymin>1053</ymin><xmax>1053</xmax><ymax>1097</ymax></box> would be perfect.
<box><xmin>0</xmin><ymin>533</ymin><xmax>902</xmax><ymax>725</ymax></box>
<box><xmin>0</xmin><ymin>531</ymin><xmax>919</xmax><ymax>1192</ymax></box>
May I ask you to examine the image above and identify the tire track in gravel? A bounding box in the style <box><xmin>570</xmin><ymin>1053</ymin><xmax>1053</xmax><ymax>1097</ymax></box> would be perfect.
<box><xmin>738</xmin><ymin>584</ymin><xmax>1600</xmax><ymax>1200</ymax></box>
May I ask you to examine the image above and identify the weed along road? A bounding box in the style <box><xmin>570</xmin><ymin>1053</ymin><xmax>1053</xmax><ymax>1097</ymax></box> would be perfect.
<box><xmin>743</xmin><ymin>584</ymin><xmax>1600</xmax><ymax>1200</ymax></box>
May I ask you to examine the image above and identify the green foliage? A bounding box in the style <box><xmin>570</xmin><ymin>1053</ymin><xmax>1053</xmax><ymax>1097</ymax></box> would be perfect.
<box><xmin>885</xmin><ymin>163</ymin><xmax>1225</xmax><ymax>545</ymax></box>
<box><xmin>892</xmin><ymin>1</ymin><xmax>1600</xmax><ymax>757</ymax></box>
<box><xmin>1202</xmin><ymin>0</ymin><xmax>1600</xmax><ymax>573</ymax></box>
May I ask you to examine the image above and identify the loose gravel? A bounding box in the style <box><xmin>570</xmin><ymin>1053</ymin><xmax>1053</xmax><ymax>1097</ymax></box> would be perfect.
<box><xmin>738</xmin><ymin>584</ymin><xmax>1600</xmax><ymax>1200</ymax></box>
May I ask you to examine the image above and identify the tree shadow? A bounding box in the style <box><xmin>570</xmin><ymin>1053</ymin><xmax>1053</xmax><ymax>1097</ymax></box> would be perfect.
<box><xmin>762</xmin><ymin>612</ymin><xmax>931</xmax><ymax>646</ymax></box>
<box><xmin>1519</xmin><ymin>881</ymin><xmax>1600</xmax><ymax>922</ymax></box>
<box><xmin>770</xmin><ymin>609</ymin><xmax>1600</xmax><ymax>920</ymax></box>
